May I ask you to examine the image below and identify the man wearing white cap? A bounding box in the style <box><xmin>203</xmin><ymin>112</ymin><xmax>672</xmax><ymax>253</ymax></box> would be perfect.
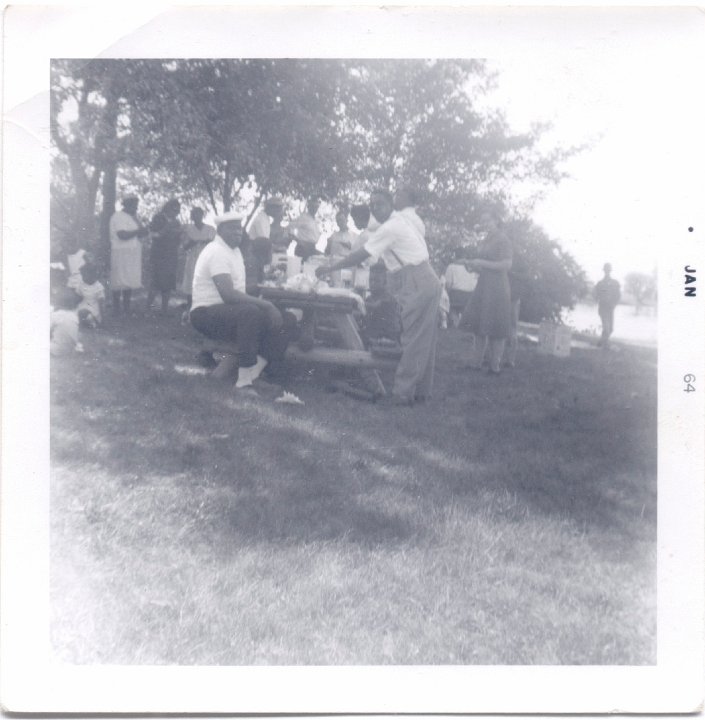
<box><xmin>190</xmin><ymin>212</ymin><xmax>289</xmax><ymax>390</ymax></box>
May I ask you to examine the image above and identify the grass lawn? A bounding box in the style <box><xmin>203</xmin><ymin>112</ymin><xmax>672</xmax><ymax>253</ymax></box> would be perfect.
<box><xmin>50</xmin><ymin>305</ymin><xmax>657</xmax><ymax>665</ymax></box>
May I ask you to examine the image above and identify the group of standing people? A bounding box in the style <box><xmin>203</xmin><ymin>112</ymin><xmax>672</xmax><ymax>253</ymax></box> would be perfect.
<box><xmin>109</xmin><ymin>196</ymin><xmax>218</xmax><ymax>316</ymax></box>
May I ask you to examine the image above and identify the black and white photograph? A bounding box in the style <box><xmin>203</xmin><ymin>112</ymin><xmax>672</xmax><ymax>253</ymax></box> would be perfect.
<box><xmin>2</xmin><ymin>4</ymin><xmax>704</xmax><ymax>715</ymax></box>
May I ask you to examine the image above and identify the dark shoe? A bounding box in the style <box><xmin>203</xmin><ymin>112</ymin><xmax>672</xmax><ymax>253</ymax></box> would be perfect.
<box><xmin>196</xmin><ymin>350</ymin><xmax>218</xmax><ymax>369</ymax></box>
<box><xmin>377</xmin><ymin>394</ymin><xmax>414</xmax><ymax>408</ymax></box>
<box><xmin>252</xmin><ymin>377</ymin><xmax>282</xmax><ymax>395</ymax></box>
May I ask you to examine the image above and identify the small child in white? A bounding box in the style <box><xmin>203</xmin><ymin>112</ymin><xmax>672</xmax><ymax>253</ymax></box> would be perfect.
<box><xmin>72</xmin><ymin>262</ymin><xmax>105</xmax><ymax>328</ymax></box>
<box><xmin>50</xmin><ymin>288</ymin><xmax>84</xmax><ymax>356</ymax></box>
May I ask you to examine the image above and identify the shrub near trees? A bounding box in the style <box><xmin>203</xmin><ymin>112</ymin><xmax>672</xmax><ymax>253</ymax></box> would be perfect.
<box><xmin>624</xmin><ymin>272</ymin><xmax>657</xmax><ymax>314</ymax></box>
<box><xmin>51</xmin><ymin>58</ymin><xmax>586</xmax><ymax>321</ymax></box>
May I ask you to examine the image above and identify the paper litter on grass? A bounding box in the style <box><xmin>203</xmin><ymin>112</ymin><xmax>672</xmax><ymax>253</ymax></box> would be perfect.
<box><xmin>275</xmin><ymin>391</ymin><xmax>305</xmax><ymax>405</ymax></box>
<box><xmin>174</xmin><ymin>364</ymin><xmax>209</xmax><ymax>376</ymax></box>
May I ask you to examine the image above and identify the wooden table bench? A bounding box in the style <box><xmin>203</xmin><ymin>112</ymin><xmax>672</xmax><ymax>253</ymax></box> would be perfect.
<box><xmin>200</xmin><ymin>288</ymin><xmax>398</xmax><ymax>394</ymax></box>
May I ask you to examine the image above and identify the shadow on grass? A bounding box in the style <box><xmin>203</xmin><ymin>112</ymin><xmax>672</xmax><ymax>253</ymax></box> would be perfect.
<box><xmin>51</xmin><ymin>317</ymin><xmax>657</xmax><ymax>553</ymax></box>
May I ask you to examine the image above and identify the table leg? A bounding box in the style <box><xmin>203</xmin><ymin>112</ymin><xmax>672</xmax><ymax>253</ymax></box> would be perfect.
<box><xmin>325</xmin><ymin>311</ymin><xmax>387</xmax><ymax>397</ymax></box>
<box><xmin>298</xmin><ymin>307</ymin><xmax>316</xmax><ymax>352</ymax></box>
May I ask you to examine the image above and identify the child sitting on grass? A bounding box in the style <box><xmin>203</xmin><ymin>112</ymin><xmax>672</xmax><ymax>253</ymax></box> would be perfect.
<box><xmin>71</xmin><ymin>262</ymin><xmax>105</xmax><ymax>328</ymax></box>
<box><xmin>50</xmin><ymin>287</ymin><xmax>84</xmax><ymax>356</ymax></box>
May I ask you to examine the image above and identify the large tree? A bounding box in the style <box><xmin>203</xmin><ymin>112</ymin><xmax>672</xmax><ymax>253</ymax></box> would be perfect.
<box><xmin>51</xmin><ymin>58</ymin><xmax>586</xmax><ymax>320</ymax></box>
<box><xmin>125</xmin><ymin>59</ymin><xmax>354</xmax><ymax>213</ymax></box>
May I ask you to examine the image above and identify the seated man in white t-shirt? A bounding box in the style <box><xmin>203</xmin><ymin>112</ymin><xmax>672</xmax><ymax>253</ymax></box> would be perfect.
<box><xmin>189</xmin><ymin>213</ymin><xmax>294</xmax><ymax>390</ymax></box>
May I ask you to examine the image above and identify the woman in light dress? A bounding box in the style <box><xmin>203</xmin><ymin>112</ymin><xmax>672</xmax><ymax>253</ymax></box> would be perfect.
<box><xmin>109</xmin><ymin>195</ymin><xmax>149</xmax><ymax>316</ymax></box>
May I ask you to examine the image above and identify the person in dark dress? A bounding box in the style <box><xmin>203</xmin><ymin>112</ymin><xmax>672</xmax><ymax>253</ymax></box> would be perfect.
<box><xmin>463</xmin><ymin>211</ymin><xmax>513</xmax><ymax>374</ymax></box>
<box><xmin>147</xmin><ymin>199</ymin><xmax>182</xmax><ymax>314</ymax></box>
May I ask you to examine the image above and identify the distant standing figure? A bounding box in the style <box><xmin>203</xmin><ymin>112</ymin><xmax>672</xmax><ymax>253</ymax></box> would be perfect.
<box><xmin>265</xmin><ymin>197</ymin><xmax>288</xmax><ymax>257</ymax></box>
<box><xmin>181</xmin><ymin>207</ymin><xmax>216</xmax><ymax>309</ymax></box>
<box><xmin>463</xmin><ymin>210</ymin><xmax>513</xmax><ymax>374</ymax></box>
<box><xmin>350</xmin><ymin>204</ymin><xmax>372</xmax><ymax>295</ymax></box>
<box><xmin>325</xmin><ymin>209</ymin><xmax>356</xmax><ymax>287</ymax></box>
<box><xmin>246</xmin><ymin>197</ymin><xmax>287</xmax><ymax>288</ymax></box>
<box><xmin>289</xmin><ymin>198</ymin><xmax>322</xmax><ymax>260</ymax></box>
<box><xmin>109</xmin><ymin>195</ymin><xmax>149</xmax><ymax>315</ymax></box>
<box><xmin>148</xmin><ymin>199</ymin><xmax>182</xmax><ymax>314</ymax></box>
<box><xmin>594</xmin><ymin>263</ymin><xmax>621</xmax><ymax>348</ymax></box>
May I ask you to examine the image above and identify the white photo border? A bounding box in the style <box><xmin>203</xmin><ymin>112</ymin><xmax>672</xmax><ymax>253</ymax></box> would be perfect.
<box><xmin>2</xmin><ymin>4</ymin><xmax>704</xmax><ymax>714</ymax></box>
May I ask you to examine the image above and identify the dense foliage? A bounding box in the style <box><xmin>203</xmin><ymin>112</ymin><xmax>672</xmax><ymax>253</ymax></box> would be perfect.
<box><xmin>51</xmin><ymin>58</ymin><xmax>584</xmax><ymax>320</ymax></box>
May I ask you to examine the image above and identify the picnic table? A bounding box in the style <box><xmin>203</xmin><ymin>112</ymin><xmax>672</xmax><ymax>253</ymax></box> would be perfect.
<box><xmin>257</xmin><ymin>285</ymin><xmax>397</xmax><ymax>396</ymax></box>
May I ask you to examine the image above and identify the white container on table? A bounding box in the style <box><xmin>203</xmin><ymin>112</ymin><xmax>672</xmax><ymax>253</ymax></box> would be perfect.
<box><xmin>302</xmin><ymin>255</ymin><xmax>327</xmax><ymax>281</ymax></box>
<box><xmin>286</xmin><ymin>255</ymin><xmax>302</xmax><ymax>279</ymax></box>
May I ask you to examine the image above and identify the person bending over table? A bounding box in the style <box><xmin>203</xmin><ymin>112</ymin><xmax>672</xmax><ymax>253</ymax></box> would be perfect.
<box><xmin>316</xmin><ymin>189</ymin><xmax>442</xmax><ymax>406</ymax></box>
<box><xmin>189</xmin><ymin>213</ymin><xmax>294</xmax><ymax>391</ymax></box>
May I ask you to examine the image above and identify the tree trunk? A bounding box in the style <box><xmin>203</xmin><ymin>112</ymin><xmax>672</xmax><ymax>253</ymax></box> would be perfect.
<box><xmin>100</xmin><ymin>161</ymin><xmax>117</xmax><ymax>270</ymax></box>
<box><xmin>223</xmin><ymin>161</ymin><xmax>232</xmax><ymax>212</ymax></box>
<box><xmin>94</xmin><ymin>70</ymin><xmax>120</xmax><ymax>269</ymax></box>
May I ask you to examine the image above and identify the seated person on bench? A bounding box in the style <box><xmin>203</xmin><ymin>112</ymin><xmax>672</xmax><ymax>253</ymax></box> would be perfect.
<box><xmin>189</xmin><ymin>212</ymin><xmax>296</xmax><ymax>390</ymax></box>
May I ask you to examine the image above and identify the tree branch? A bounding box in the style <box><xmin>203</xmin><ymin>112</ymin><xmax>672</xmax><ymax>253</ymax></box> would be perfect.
<box><xmin>200</xmin><ymin>169</ymin><xmax>218</xmax><ymax>215</ymax></box>
<box><xmin>50</xmin><ymin>120</ymin><xmax>71</xmax><ymax>154</ymax></box>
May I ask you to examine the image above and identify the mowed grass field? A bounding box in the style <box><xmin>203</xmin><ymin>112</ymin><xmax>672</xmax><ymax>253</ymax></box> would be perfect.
<box><xmin>50</xmin><ymin>307</ymin><xmax>657</xmax><ymax>665</ymax></box>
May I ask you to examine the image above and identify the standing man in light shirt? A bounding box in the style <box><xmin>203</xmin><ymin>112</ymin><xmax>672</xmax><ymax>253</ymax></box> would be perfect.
<box><xmin>288</xmin><ymin>197</ymin><xmax>322</xmax><ymax>260</ymax></box>
<box><xmin>393</xmin><ymin>186</ymin><xmax>426</xmax><ymax>238</ymax></box>
<box><xmin>246</xmin><ymin>196</ymin><xmax>285</xmax><ymax>286</ymax></box>
<box><xmin>316</xmin><ymin>189</ymin><xmax>442</xmax><ymax>406</ymax></box>
<box><xmin>189</xmin><ymin>213</ymin><xmax>292</xmax><ymax>391</ymax></box>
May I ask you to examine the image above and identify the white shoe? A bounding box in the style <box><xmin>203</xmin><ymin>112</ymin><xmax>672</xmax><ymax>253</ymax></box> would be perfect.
<box><xmin>235</xmin><ymin>356</ymin><xmax>268</xmax><ymax>388</ymax></box>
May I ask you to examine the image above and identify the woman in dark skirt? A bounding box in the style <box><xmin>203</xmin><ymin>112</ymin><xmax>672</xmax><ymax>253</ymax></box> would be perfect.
<box><xmin>147</xmin><ymin>199</ymin><xmax>182</xmax><ymax>314</ymax></box>
<box><xmin>463</xmin><ymin>211</ymin><xmax>513</xmax><ymax>374</ymax></box>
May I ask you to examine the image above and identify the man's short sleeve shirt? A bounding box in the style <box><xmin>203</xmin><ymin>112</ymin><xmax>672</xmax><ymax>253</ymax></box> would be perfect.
<box><xmin>363</xmin><ymin>211</ymin><xmax>429</xmax><ymax>271</ymax></box>
<box><xmin>191</xmin><ymin>236</ymin><xmax>247</xmax><ymax>310</ymax></box>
